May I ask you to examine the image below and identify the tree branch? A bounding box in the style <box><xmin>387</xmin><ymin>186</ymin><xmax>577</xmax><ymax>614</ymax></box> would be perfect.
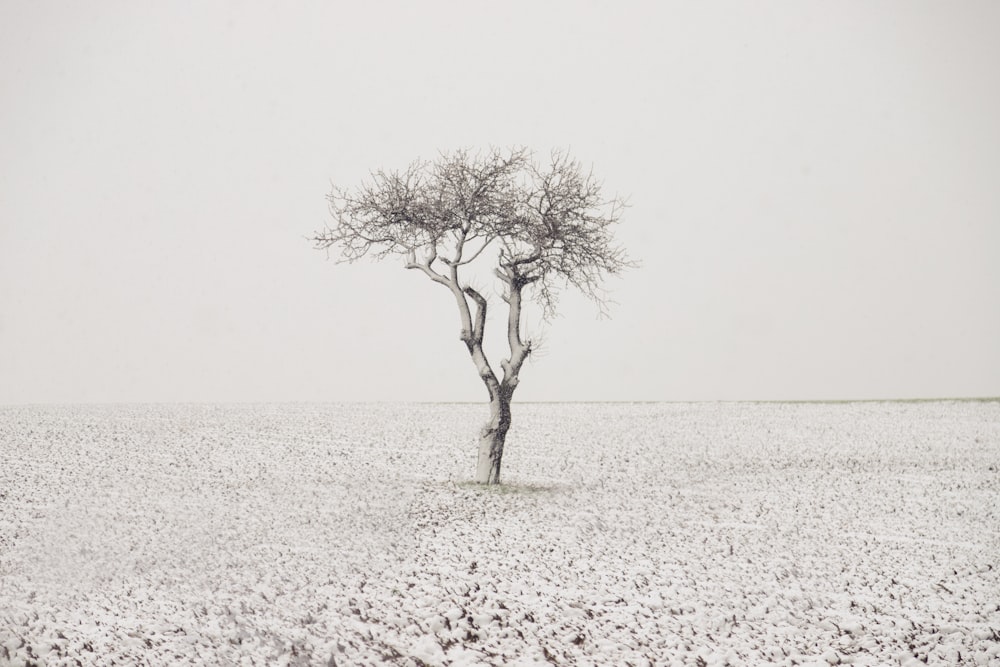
<box><xmin>405</xmin><ymin>248</ymin><xmax>451</xmax><ymax>287</ymax></box>
<box><xmin>454</xmin><ymin>236</ymin><xmax>495</xmax><ymax>266</ymax></box>
<box><xmin>463</xmin><ymin>286</ymin><xmax>488</xmax><ymax>345</ymax></box>
<box><xmin>500</xmin><ymin>281</ymin><xmax>532</xmax><ymax>394</ymax></box>
<box><xmin>458</xmin><ymin>282</ymin><xmax>500</xmax><ymax>401</ymax></box>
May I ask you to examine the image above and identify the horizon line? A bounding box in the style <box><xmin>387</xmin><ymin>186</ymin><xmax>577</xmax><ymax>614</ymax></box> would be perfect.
<box><xmin>2</xmin><ymin>396</ymin><xmax>998</xmax><ymax>409</ymax></box>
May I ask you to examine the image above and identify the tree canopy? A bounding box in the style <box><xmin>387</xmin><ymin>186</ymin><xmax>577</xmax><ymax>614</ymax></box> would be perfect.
<box><xmin>314</xmin><ymin>147</ymin><xmax>632</xmax><ymax>317</ymax></box>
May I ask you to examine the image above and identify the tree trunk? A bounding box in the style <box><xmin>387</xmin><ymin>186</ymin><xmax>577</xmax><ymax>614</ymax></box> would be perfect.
<box><xmin>475</xmin><ymin>393</ymin><xmax>512</xmax><ymax>484</ymax></box>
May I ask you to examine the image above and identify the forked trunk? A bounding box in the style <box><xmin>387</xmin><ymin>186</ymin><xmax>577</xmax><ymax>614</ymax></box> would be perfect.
<box><xmin>439</xmin><ymin>271</ymin><xmax>527</xmax><ymax>485</ymax></box>
<box><xmin>476</xmin><ymin>394</ymin><xmax>512</xmax><ymax>484</ymax></box>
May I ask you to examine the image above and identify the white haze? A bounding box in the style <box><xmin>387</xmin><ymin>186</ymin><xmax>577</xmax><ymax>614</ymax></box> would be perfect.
<box><xmin>1</xmin><ymin>1</ymin><xmax>999</xmax><ymax>404</ymax></box>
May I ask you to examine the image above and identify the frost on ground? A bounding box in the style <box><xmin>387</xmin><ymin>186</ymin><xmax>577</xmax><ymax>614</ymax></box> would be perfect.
<box><xmin>1</xmin><ymin>401</ymin><xmax>999</xmax><ymax>667</ymax></box>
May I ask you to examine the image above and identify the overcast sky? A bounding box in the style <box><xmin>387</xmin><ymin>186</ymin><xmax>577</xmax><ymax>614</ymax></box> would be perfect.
<box><xmin>2</xmin><ymin>1</ymin><xmax>998</xmax><ymax>404</ymax></box>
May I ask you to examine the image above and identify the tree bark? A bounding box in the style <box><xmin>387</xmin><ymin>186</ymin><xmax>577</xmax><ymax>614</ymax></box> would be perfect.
<box><xmin>476</xmin><ymin>391</ymin><xmax>512</xmax><ymax>485</ymax></box>
<box><xmin>473</xmin><ymin>276</ymin><xmax>530</xmax><ymax>485</ymax></box>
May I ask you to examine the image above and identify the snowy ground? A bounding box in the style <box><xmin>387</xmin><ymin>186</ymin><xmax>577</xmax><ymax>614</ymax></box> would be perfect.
<box><xmin>1</xmin><ymin>401</ymin><xmax>998</xmax><ymax>666</ymax></box>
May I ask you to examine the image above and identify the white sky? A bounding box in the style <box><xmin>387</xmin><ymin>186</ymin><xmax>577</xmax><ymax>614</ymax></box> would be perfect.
<box><xmin>2</xmin><ymin>1</ymin><xmax>998</xmax><ymax>404</ymax></box>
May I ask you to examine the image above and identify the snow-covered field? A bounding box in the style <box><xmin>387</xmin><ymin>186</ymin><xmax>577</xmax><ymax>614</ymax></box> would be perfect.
<box><xmin>1</xmin><ymin>401</ymin><xmax>998</xmax><ymax>666</ymax></box>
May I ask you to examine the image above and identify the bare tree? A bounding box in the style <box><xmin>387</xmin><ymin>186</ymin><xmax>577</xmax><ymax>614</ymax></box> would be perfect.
<box><xmin>313</xmin><ymin>147</ymin><xmax>632</xmax><ymax>484</ymax></box>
